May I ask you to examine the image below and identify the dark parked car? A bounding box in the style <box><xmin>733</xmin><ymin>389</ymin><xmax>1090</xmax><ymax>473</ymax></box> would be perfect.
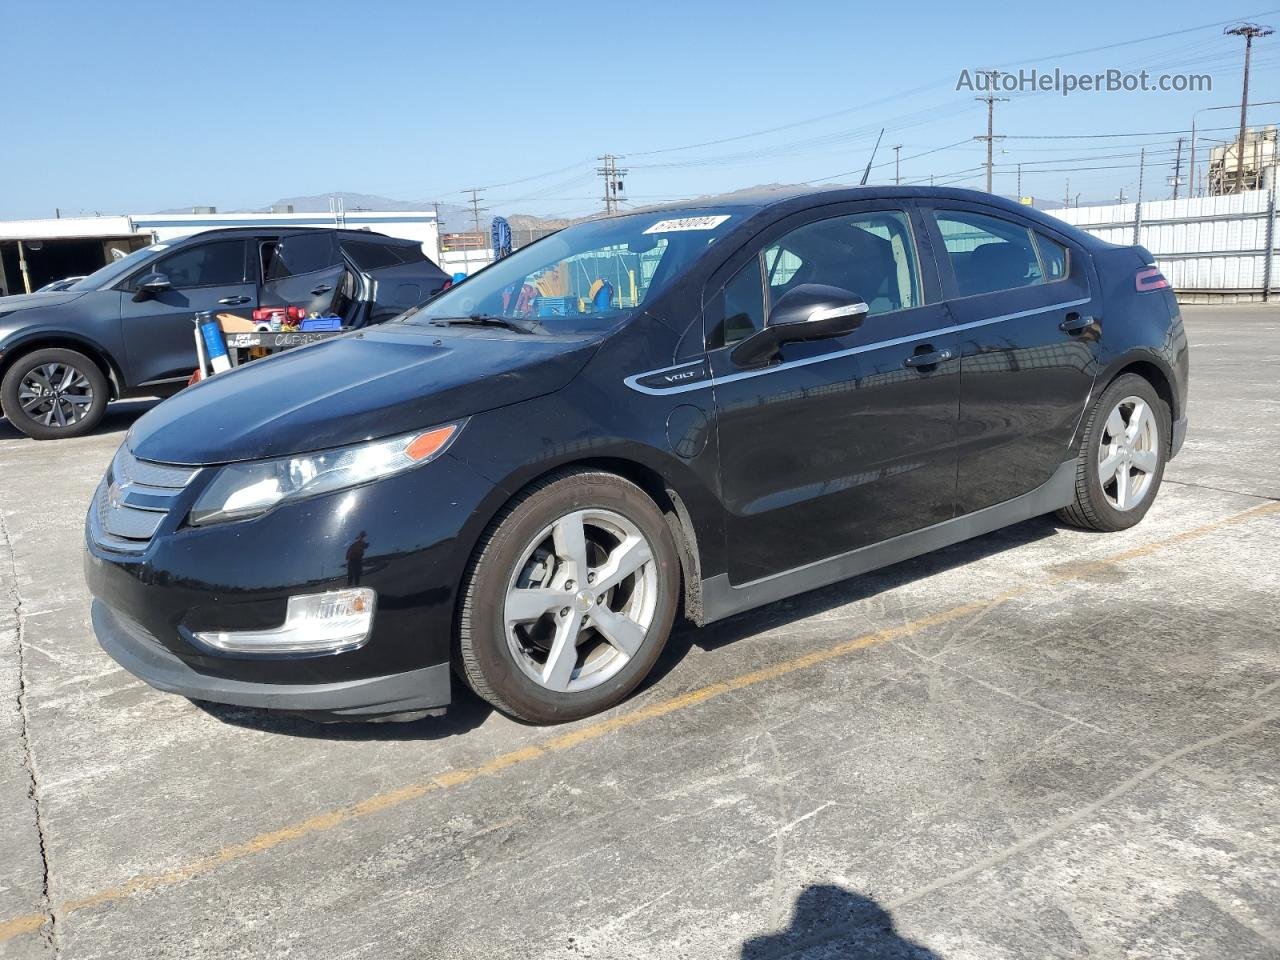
<box><xmin>0</xmin><ymin>227</ymin><xmax>449</xmax><ymax>439</ymax></box>
<box><xmin>84</xmin><ymin>186</ymin><xmax>1188</xmax><ymax>725</ymax></box>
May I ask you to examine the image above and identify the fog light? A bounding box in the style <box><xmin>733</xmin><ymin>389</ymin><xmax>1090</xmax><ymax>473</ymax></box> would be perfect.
<box><xmin>193</xmin><ymin>588</ymin><xmax>376</xmax><ymax>656</ymax></box>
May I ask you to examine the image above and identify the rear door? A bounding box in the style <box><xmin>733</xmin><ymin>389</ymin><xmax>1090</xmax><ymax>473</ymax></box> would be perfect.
<box><xmin>708</xmin><ymin>201</ymin><xmax>960</xmax><ymax>585</ymax></box>
<box><xmin>340</xmin><ymin>238</ymin><xmax>450</xmax><ymax>326</ymax></box>
<box><xmin>260</xmin><ymin>231</ymin><xmax>346</xmax><ymax>315</ymax></box>
<box><xmin>920</xmin><ymin>203</ymin><xmax>1099</xmax><ymax>514</ymax></box>
<box><xmin>118</xmin><ymin>238</ymin><xmax>256</xmax><ymax>389</ymax></box>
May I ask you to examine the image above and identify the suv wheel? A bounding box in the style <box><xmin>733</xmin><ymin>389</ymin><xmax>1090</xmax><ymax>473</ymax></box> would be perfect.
<box><xmin>1057</xmin><ymin>373</ymin><xmax>1170</xmax><ymax>532</ymax></box>
<box><xmin>457</xmin><ymin>469</ymin><xmax>680</xmax><ymax>724</ymax></box>
<box><xmin>1</xmin><ymin>348</ymin><xmax>109</xmax><ymax>440</ymax></box>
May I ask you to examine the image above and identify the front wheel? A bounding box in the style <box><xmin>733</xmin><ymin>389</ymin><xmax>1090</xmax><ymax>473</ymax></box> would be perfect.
<box><xmin>457</xmin><ymin>470</ymin><xmax>680</xmax><ymax>724</ymax></box>
<box><xmin>0</xmin><ymin>348</ymin><xmax>109</xmax><ymax>440</ymax></box>
<box><xmin>1057</xmin><ymin>373</ymin><xmax>1170</xmax><ymax>532</ymax></box>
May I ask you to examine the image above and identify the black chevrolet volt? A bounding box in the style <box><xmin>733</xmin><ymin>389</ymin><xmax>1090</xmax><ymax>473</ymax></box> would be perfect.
<box><xmin>84</xmin><ymin>187</ymin><xmax>1189</xmax><ymax>725</ymax></box>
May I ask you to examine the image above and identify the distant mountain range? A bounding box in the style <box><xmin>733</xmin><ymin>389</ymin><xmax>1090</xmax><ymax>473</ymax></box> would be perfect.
<box><xmin>153</xmin><ymin>184</ymin><xmax>1064</xmax><ymax>232</ymax></box>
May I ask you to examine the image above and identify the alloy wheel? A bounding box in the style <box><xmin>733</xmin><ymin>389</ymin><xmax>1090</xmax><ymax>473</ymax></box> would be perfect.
<box><xmin>17</xmin><ymin>362</ymin><xmax>95</xmax><ymax>429</ymax></box>
<box><xmin>504</xmin><ymin>508</ymin><xmax>658</xmax><ymax>693</ymax></box>
<box><xmin>1097</xmin><ymin>395</ymin><xmax>1160</xmax><ymax>511</ymax></box>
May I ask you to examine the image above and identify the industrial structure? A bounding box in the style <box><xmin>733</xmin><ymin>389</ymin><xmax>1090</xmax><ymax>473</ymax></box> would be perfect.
<box><xmin>1207</xmin><ymin>126</ymin><xmax>1278</xmax><ymax>194</ymax></box>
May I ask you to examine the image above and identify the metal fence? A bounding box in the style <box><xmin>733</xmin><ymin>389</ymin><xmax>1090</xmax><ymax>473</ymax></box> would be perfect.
<box><xmin>1048</xmin><ymin>187</ymin><xmax>1278</xmax><ymax>302</ymax></box>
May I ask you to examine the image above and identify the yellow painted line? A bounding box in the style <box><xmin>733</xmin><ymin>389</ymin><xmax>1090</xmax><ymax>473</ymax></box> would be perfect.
<box><xmin>1</xmin><ymin>500</ymin><xmax>1277</xmax><ymax>942</ymax></box>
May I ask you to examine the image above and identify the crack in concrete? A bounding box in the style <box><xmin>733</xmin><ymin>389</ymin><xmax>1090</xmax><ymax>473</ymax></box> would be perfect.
<box><xmin>0</xmin><ymin>509</ymin><xmax>56</xmax><ymax>954</ymax></box>
<box><xmin>1164</xmin><ymin>478</ymin><xmax>1280</xmax><ymax>503</ymax></box>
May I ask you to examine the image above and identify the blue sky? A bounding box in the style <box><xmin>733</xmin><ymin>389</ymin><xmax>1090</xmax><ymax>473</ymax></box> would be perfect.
<box><xmin>4</xmin><ymin>0</ymin><xmax>1279</xmax><ymax>220</ymax></box>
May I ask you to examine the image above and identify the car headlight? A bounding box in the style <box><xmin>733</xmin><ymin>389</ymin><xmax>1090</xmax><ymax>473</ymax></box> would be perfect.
<box><xmin>189</xmin><ymin>422</ymin><xmax>462</xmax><ymax>526</ymax></box>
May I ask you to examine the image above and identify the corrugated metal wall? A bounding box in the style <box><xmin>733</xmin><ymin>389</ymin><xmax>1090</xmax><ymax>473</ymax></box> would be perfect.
<box><xmin>1049</xmin><ymin>189</ymin><xmax>1277</xmax><ymax>299</ymax></box>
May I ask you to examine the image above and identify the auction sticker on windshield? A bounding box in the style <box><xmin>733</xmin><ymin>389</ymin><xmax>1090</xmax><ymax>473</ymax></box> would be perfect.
<box><xmin>643</xmin><ymin>215</ymin><xmax>731</xmax><ymax>234</ymax></box>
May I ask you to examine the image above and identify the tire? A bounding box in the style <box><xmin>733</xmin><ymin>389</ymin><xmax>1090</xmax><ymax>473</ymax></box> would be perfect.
<box><xmin>1057</xmin><ymin>373</ymin><xmax>1170</xmax><ymax>532</ymax></box>
<box><xmin>457</xmin><ymin>469</ymin><xmax>680</xmax><ymax>724</ymax></box>
<box><xmin>0</xmin><ymin>348</ymin><xmax>109</xmax><ymax>440</ymax></box>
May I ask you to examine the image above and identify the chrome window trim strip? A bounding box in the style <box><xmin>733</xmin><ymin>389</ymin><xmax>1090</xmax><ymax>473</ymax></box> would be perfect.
<box><xmin>623</xmin><ymin>297</ymin><xmax>1091</xmax><ymax>396</ymax></box>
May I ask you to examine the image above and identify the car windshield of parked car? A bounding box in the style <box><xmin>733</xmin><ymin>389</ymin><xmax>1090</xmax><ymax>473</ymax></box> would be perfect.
<box><xmin>405</xmin><ymin>209</ymin><xmax>739</xmax><ymax>334</ymax></box>
<box><xmin>69</xmin><ymin>245</ymin><xmax>166</xmax><ymax>291</ymax></box>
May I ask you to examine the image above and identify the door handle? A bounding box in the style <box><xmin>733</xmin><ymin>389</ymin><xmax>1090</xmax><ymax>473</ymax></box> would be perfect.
<box><xmin>1060</xmin><ymin>312</ymin><xmax>1096</xmax><ymax>334</ymax></box>
<box><xmin>310</xmin><ymin>284</ymin><xmax>333</xmax><ymax>296</ymax></box>
<box><xmin>904</xmin><ymin>348</ymin><xmax>953</xmax><ymax>369</ymax></box>
<box><xmin>218</xmin><ymin>295</ymin><xmax>251</xmax><ymax>305</ymax></box>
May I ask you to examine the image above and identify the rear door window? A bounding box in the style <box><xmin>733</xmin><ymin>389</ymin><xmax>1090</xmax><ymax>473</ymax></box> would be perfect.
<box><xmin>263</xmin><ymin>232</ymin><xmax>339</xmax><ymax>280</ymax></box>
<box><xmin>933</xmin><ymin>211</ymin><xmax>1044</xmax><ymax>297</ymax></box>
<box><xmin>342</xmin><ymin>240</ymin><xmax>427</xmax><ymax>270</ymax></box>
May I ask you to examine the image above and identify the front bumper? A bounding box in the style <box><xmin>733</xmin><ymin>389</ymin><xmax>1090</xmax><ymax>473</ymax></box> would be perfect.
<box><xmin>84</xmin><ymin>448</ymin><xmax>506</xmax><ymax>718</ymax></box>
<box><xmin>93</xmin><ymin>600</ymin><xmax>451</xmax><ymax>717</ymax></box>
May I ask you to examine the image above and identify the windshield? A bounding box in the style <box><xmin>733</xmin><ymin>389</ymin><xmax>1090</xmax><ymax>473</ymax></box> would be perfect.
<box><xmin>406</xmin><ymin>209</ymin><xmax>738</xmax><ymax>334</ymax></box>
<box><xmin>70</xmin><ymin>244</ymin><xmax>166</xmax><ymax>291</ymax></box>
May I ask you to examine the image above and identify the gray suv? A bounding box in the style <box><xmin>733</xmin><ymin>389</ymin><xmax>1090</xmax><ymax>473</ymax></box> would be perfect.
<box><xmin>0</xmin><ymin>227</ymin><xmax>449</xmax><ymax>439</ymax></box>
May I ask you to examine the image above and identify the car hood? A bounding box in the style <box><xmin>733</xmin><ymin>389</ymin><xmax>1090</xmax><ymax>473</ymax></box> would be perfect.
<box><xmin>129</xmin><ymin>324</ymin><xmax>600</xmax><ymax>465</ymax></box>
<box><xmin>0</xmin><ymin>290</ymin><xmax>87</xmax><ymax>314</ymax></box>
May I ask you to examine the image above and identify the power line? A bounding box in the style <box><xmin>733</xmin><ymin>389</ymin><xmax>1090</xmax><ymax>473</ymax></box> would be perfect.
<box><xmin>619</xmin><ymin>11</ymin><xmax>1280</xmax><ymax>160</ymax></box>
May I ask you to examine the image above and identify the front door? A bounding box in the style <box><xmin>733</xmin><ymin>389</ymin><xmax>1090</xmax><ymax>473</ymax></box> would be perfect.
<box><xmin>708</xmin><ymin>202</ymin><xmax>961</xmax><ymax>586</ymax></box>
<box><xmin>921</xmin><ymin>204</ymin><xmax>1100</xmax><ymax>514</ymax></box>
<box><xmin>119</xmin><ymin>238</ymin><xmax>257</xmax><ymax>389</ymax></box>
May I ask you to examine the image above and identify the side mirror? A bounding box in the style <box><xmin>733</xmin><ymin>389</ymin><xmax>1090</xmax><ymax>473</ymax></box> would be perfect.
<box><xmin>730</xmin><ymin>283</ymin><xmax>868</xmax><ymax>367</ymax></box>
<box><xmin>131</xmin><ymin>273</ymin><xmax>172</xmax><ymax>302</ymax></box>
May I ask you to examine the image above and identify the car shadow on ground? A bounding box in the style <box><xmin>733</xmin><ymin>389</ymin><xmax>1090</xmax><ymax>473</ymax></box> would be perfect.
<box><xmin>197</xmin><ymin>514</ymin><xmax>1062</xmax><ymax>740</ymax></box>
<box><xmin>0</xmin><ymin>398</ymin><xmax>160</xmax><ymax>442</ymax></box>
<box><xmin>741</xmin><ymin>884</ymin><xmax>938</xmax><ymax>958</ymax></box>
<box><xmin>191</xmin><ymin>684</ymin><xmax>494</xmax><ymax>742</ymax></box>
<box><xmin>642</xmin><ymin>513</ymin><xmax>1064</xmax><ymax>694</ymax></box>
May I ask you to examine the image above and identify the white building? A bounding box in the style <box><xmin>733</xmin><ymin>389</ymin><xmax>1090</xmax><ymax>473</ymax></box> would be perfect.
<box><xmin>0</xmin><ymin>208</ymin><xmax>440</xmax><ymax>296</ymax></box>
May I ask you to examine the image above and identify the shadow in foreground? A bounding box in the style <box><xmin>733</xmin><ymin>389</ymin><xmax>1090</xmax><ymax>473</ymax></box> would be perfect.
<box><xmin>742</xmin><ymin>885</ymin><xmax>939</xmax><ymax>959</ymax></box>
<box><xmin>191</xmin><ymin>683</ymin><xmax>493</xmax><ymax>742</ymax></box>
<box><xmin>641</xmin><ymin>513</ymin><xmax>1061</xmax><ymax>696</ymax></box>
<box><xmin>0</xmin><ymin>397</ymin><xmax>160</xmax><ymax>442</ymax></box>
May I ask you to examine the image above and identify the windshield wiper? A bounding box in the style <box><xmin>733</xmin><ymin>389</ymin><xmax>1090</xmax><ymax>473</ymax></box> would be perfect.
<box><xmin>428</xmin><ymin>314</ymin><xmax>538</xmax><ymax>334</ymax></box>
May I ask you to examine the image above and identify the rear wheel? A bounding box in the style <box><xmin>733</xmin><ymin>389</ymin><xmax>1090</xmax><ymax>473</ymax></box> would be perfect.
<box><xmin>457</xmin><ymin>470</ymin><xmax>680</xmax><ymax>724</ymax></box>
<box><xmin>0</xmin><ymin>348</ymin><xmax>109</xmax><ymax>440</ymax></box>
<box><xmin>1057</xmin><ymin>373</ymin><xmax>1169</xmax><ymax>532</ymax></box>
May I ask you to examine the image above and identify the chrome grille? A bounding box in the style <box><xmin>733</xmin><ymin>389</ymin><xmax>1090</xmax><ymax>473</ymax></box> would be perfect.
<box><xmin>89</xmin><ymin>446</ymin><xmax>200</xmax><ymax>554</ymax></box>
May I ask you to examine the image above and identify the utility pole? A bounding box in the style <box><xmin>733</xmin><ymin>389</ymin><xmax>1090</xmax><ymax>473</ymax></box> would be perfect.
<box><xmin>1170</xmin><ymin>137</ymin><xmax>1184</xmax><ymax>199</ymax></box>
<box><xmin>431</xmin><ymin>201</ymin><xmax>444</xmax><ymax>265</ymax></box>
<box><xmin>893</xmin><ymin>145</ymin><xmax>903</xmax><ymax>185</ymax></box>
<box><xmin>1016</xmin><ymin>163</ymin><xmax>1022</xmax><ymax>199</ymax></box>
<box><xmin>1134</xmin><ymin>147</ymin><xmax>1146</xmax><ymax>245</ymax></box>
<box><xmin>973</xmin><ymin>75</ymin><xmax>1008</xmax><ymax>194</ymax></box>
<box><xmin>463</xmin><ymin>188</ymin><xmax>487</xmax><ymax>237</ymax></box>
<box><xmin>1063</xmin><ymin>179</ymin><xmax>1071</xmax><ymax>209</ymax></box>
<box><xmin>1225</xmin><ymin>22</ymin><xmax>1274</xmax><ymax>192</ymax></box>
<box><xmin>596</xmin><ymin>155</ymin><xmax>628</xmax><ymax>214</ymax></box>
<box><xmin>462</xmin><ymin>189</ymin><xmax>487</xmax><ymax>273</ymax></box>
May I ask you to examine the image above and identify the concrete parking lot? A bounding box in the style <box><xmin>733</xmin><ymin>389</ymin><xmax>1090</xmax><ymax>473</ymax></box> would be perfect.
<box><xmin>1</xmin><ymin>305</ymin><xmax>1277</xmax><ymax>959</ymax></box>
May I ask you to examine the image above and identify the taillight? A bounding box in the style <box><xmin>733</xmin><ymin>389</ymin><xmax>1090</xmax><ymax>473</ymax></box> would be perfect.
<box><xmin>1135</xmin><ymin>265</ymin><xmax>1170</xmax><ymax>292</ymax></box>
